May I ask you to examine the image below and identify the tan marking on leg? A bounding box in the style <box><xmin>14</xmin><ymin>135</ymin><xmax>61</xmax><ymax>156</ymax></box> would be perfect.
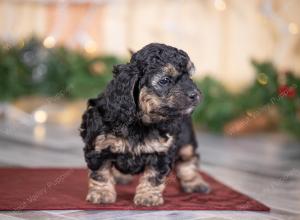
<box><xmin>112</xmin><ymin>166</ymin><xmax>132</xmax><ymax>184</ymax></box>
<box><xmin>176</xmin><ymin>156</ymin><xmax>211</xmax><ymax>193</ymax></box>
<box><xmin>86</xmin><ymin>166</ymin><xmax>116</xmax><ymax>204</ymax></box>
<box><xmin>134</xmin><ymin>168</ymin><xmax>165</xmax><ymax>206</ymax></box>
<box><xmin>178</xmin><ymin>144</ymin><xmax>194</xmax><ymax>161</ymax></box>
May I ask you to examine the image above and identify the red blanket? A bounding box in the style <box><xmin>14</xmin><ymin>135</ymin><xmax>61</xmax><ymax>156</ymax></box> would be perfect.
<box><xmin>0</xmin><ymin>168</ymin><xmax>269</xmax><ymax>211</ymax></box>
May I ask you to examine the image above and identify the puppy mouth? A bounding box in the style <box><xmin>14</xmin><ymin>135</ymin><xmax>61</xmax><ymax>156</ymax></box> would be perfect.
<box><xmin>178</xmin><ymin>103</ymin><xmax>199</xmax><ymax>115</ymax></box>
<box><xmin>179</xmin><ymin>96</ymin><xmax>201</xmax><ymax>115</ymax></box>
<box><xmin>181</xmin><ymin>106</ymin><xmax>195</xmax><ymax>115</ymax></box>
<box><xmin>151</xmin><ymin>104</ymin><xmax>197</xmax><ymax>117</ymax></box>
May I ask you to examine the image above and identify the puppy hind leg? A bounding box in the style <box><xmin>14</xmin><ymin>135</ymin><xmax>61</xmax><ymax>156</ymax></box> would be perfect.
<box><xmin>112</xmin><ymin>166</ymin><xmax>133</xmax><ymax>184</ymax></box>
<box><xmin>176</xmin><ymin>145</ymin><xmax>211</xmax><ymax>194</ymax></box>
<box><xmin>86</xmin><ymin>162</ymin><xmax>117</xmax><ymax>204</ymax></box>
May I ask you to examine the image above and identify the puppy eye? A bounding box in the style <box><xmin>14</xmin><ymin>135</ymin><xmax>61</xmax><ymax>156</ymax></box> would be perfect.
<box><xmin>159</xmin><ymin>77</ymin><xmax>171</xmax><ymax>86</ymax></box>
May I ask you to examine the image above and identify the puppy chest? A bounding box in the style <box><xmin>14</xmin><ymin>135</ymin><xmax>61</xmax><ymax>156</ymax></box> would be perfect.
<box><xmin>94</xmin><ymin>133</ymin><xmax>174</xmax><ymax>155</ymax></box>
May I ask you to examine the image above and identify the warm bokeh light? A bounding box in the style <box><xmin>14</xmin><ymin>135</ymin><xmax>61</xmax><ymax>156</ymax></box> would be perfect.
<box><xmin>33</xmin><ymin>124</ymin><xmax>46</xmax><ymax>142</ymax></box>
<box><xmin>33</xmin><ymin>110</ymin><xmax>48</xmax><ymax>124</ymax></box>
<box><xmin>214</xmin><ymin>0</ymin><xmax>227</xmax><ymax>11</ymax></box>
<box><xmin>43</xmin><ymin>36</ymin><xmax>56</xmax><ymax>48</ymax></box>
<box><xmin>84</xmin><ymin>40</ymin><xmax>97</xmax><ymax>54</ymax></box>
<box><xmin>288</xmin><ymin>22</ymin><xmax>299</xmax><ymax>35</ymax></box>
<box><xmin>257</xmin><ymin>73</ymin><xmax>268</xmax><ymax>85</ymax></box>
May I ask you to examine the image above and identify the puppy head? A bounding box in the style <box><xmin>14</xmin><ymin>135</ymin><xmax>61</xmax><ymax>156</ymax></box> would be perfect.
<box><xmin>132</xmin><ymin>43</ymin><xmax>202</xmax><ymax>123</ymax></box>
<box><xmin>109</xmin><ymin>43</ymin><xmax>201</xmax><ymax>125</ymax></box>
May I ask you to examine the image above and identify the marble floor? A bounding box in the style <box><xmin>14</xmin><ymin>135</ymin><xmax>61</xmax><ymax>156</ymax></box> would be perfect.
<box><xmin>0</xmin><ymin>119</ymin><xmax>299</xmax><ymax>220</ymax></box>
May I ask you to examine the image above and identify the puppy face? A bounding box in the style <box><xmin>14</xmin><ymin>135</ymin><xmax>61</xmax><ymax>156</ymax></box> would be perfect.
<box><xmin>138</xmin><ymin>59</ymin><xmax>201</xmax><ymax>123</ymax></box>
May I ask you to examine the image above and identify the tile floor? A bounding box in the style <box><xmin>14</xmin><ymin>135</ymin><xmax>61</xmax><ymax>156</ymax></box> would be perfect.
<box><xmin>0</xmin><ymin>119</ymin><xmax>299</xmax><ymax>220</ymax></box>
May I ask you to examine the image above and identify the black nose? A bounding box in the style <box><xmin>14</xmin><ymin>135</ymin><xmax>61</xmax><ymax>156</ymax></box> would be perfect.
<box><xmin>187</xmin><ymin>91</ymin><xmax>199</xmax><ymax>101</ymax></box>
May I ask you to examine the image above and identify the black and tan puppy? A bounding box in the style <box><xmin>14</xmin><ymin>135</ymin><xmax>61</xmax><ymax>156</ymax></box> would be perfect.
<box><xmin>80</xmin><ymin>43</ymin><xmax>210</xmax><ymax>206</ymax></box>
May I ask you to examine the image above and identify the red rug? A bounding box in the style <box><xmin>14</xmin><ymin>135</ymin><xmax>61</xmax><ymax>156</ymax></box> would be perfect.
<box><xmin>0</xmin><ymin>168</ymin><xmax>269</xmax><ymax>211</ymax></box>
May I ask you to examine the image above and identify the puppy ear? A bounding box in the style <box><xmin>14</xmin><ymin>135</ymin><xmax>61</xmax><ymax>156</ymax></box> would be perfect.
<box><xmin>128</xmin><ymin>48</ymin><xmax>135</xmax><ymax>56</ymax></box>
<box><xmin>106</xmin><ymin>63</ymin><xmax>140</xmax><ymax>126</ymax></box>
<box><xmin>187</xmin><ymin>60</ymin><xmax>195</xmax><ymax>75</ymax></box>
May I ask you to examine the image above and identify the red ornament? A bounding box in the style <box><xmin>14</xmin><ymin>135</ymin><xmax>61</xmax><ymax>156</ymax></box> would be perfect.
<box><xmin>278</xmin><ymin>85</ymin><xmax>297</xmax><ymax>98</ymax></box>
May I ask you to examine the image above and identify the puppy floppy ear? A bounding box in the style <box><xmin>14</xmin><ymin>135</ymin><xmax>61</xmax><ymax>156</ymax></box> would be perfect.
<box><xmin>105</xmin><ymin>63</ymin><xmax>140</xmax><ymax>126</ymax></box>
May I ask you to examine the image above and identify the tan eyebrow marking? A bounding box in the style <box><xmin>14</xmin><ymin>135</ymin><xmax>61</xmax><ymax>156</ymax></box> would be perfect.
<box><xmin>163</xmin><ymin>63</ymin><xmax>179</xmax><ymax>77</ymax></box>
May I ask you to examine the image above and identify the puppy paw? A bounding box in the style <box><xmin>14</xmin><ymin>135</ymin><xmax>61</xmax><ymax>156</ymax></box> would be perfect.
<box><xmin>134</xmin><ymin>192</ymin><xmax>164</xmax><ymax>206</ymax></box>
<box><xmin>86</xmin><ymin>189</ymin><xmax>116</xmax><ymax>204</ymax></box>
<box><xmin>181</xmin><ymin>176</ymin><xmax>211</xmax><ymax>194</ymax></box>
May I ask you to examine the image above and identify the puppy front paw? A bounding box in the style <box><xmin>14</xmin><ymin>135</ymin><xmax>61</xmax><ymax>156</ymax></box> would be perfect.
<box><xmin>86</xmin><ymin>189</ymin><xmax>116</xmax><ymax>204</ymax></box>
<box><xmin>181</xmin><ymin>176</ymin><xmax>211</xmax><ymax>194</ymax></box>
<box><xmin>134</xmin><ymin>192</ymin><xmax>164</xmax><ymax>206</ymax></box>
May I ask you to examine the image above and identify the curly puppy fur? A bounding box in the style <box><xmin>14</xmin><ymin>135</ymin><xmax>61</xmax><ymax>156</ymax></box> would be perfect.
<box><xmin>80</xmin><ymin>43</ymin><xmax>211</xmax><ymax>206</ymax></box>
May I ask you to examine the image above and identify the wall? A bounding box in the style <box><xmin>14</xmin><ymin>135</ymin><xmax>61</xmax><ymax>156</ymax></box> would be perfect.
<box><xmin>0</xmin><ymin>0</ymin><xmax>299</xmax><ymax>91</ymax></box>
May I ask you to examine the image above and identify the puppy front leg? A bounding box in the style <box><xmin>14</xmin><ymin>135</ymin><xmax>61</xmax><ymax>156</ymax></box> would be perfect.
<box><xmin>86</xmin><ymin>163</ymin><xmax>116</xmax><ymax>204</ymax></box>
<box><xmin>134</xmin><ymin>167</ymin><xmax>166</xmax><ymax>206</ymax></box>
<box><xmin>176</xmin><ymin>145</ymin><xmax>211</xmax><ymax>193</ymax></box>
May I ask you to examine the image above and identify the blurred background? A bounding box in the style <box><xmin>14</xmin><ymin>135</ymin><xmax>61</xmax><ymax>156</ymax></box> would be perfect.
<box><xmin>0</xmin><ymin>0</ymin><xmax>300</xmax><ymax>219</ymax></box>
<box><xmin>0</xmin><ymin>0</ymin><xmax>300</xmax><ymax>138</ymax></box>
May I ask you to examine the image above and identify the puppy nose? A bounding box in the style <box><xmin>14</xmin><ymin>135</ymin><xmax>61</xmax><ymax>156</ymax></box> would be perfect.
<box><xmin>187</xmin><ymin>91</ymin><xmax>199</xmax><ymax>101</ymax></box>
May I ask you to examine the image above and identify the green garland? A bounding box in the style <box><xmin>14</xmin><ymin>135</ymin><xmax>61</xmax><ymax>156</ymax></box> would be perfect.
<box><xmin>0</xmin><ymin>39</ymin><xmax>299</xmax><ymax>137</ymax></box>
<box><xmin>277</xmin><ymin>73</ymin><xmax>300</xmax><ymax>137</ymax></box>
<box><xmin>192</xmin><ymin>61</ymin><xmax>300</xmax><ymax>137</ymax></box>
<box><xmin>0</xmin><ymin>38</ymin><xmax>122</xmax><ymax>100</ymax></box>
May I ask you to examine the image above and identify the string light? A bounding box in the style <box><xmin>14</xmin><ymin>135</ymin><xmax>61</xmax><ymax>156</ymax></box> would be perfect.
<box><xmin>84</xmin><ymin>40</ymin><xmax>97</xmax><ymax>54</ymax></box>
<box><xmin>257</xmin><ymin>73</ymin><xmax>268</xmax><ymax>85</ymax></box>
<box><xmin>288</xmin><ymin>22</ymin><xmax>299</xmax><ymax>35</ymax></box>
<box><xmin>43</xmin><ymin>36</ymin><xmax>56</xmax><ymax>48</ymax></box>
<box><xmin>33</xmin><ymin>110</ymin><xmax>48</xmax><ymax>124</ymax></box>
<box><xmin>214</xmin><ymin>0</ymin><xmax>226</xmax><ymax>11</ymax></box>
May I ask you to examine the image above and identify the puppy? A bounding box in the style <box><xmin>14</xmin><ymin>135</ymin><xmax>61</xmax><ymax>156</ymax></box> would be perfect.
<box><xmin>80</xmin><ymin>43</ymin><xmax>210</xmax><ymax>206</ymax></box>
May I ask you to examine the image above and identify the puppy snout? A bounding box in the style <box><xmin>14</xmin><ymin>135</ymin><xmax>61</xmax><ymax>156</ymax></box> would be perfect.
<box><xmin>187</xmin><ymin>90</ymin><xmax>200</xmax><ymax>102</ymax></box>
